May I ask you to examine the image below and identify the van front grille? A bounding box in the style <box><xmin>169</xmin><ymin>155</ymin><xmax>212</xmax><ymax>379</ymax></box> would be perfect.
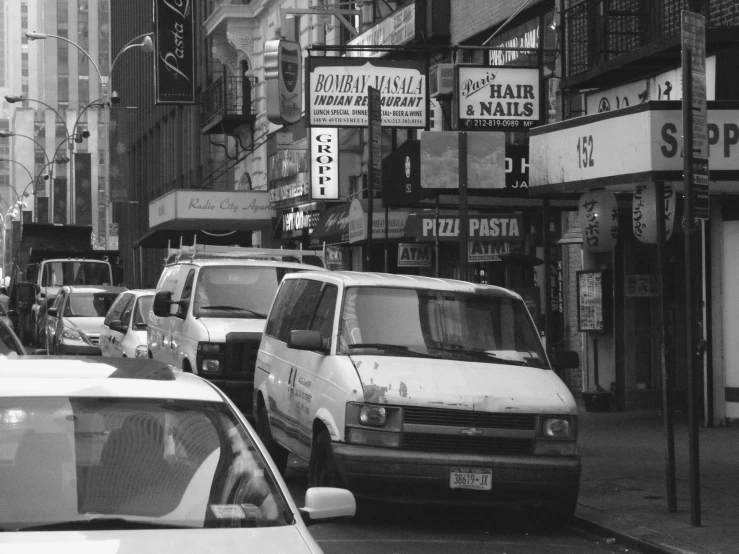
<box><xmin>224</xmin><ymin>332</ymin><xmax>262</xmax><ymax>378</ymax></box>
<box><xmin>402</xmin><ymin>406</ymin><xmax>536</xmax><ymax>430</ymax></box>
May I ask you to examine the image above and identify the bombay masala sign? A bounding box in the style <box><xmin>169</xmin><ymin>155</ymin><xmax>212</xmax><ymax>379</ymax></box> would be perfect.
<box><xmin>306</xmin><ymin>58</ymin><xmax>428</xmax><ymax>128</ymax></box>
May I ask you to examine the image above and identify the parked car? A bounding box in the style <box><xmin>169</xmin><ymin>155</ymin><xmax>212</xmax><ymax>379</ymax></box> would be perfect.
<box><xmin>0</xmin><ymin>316</ymin><xmax>25</xmax><ymax>357</ymax></box>
<box><xmin>44</xmin><ymin>296</ymin><xmax>61</xmax><ymax>353</ymax></box>
<box><xmin>100</xmin><ymin>289</ymin><xmax>155</xmax><ymax>358</ymax></box>
<box><xmin>47</xmin><ymin>285</ymin><xmax>127</xmax><ymax>355</ymax></box>
<box><xmin>254</xmin><ymin>271</ymin><xmax>582</xmax><ymax>525</ymax></box>
<box><xmin>0</xmin><ymin>300</ymin><xmax>13</xmax><ymax>333</ymax></box>
<box><xmin>0</xmin><ymin>357</ymin><xmax>355</xmax><ymax>549</ymax></box>
<box><xmin>148</xmin><ymin>247</ymin><xmax>324</xmax><ymax>415</ymax></box>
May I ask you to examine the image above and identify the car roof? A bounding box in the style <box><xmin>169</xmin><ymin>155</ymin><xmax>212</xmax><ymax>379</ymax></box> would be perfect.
<box><xmin>64</xmin><ymin>285</ymin><xmax>129</xmax><ymax>294</ymax></box>
<box><xmin>283</xmin><ymin>271</ymin><xmax>520</xmax><ymax>298</ymax></box>
<box><xmin>0</xmin><ymin>357</ymin><xmax>224</xmax><ymax>401</ymax></box>
<box><xmin>120</xmin><ymin>288</ymin><xmax>156</xmax><ymax>296</ymax></box>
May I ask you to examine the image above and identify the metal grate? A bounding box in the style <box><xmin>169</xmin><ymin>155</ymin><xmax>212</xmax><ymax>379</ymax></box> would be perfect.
<box><xmin>402</xmin><ymin>433</ymin><xmax>533</xmax><ymax>455</ymax></box>
<box><xmin>402</xmin><ymin>406</ymin><xmax>536</xmax><ymax>430</ymax></box>
<box><xmin>200</xmin><ymin>74</ymin><xmax>257</xmax><ymax>129</ymax></box>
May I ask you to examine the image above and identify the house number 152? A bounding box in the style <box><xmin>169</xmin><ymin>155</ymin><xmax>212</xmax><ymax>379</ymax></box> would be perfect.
<box><xmin>577</xmin><ymin>135</ymin><xmax>595</xmax><ymax>168</ymax></box>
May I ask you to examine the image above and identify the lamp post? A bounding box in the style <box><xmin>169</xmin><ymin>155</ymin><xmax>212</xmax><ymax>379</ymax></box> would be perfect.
<box><xmin>0</xmin><ymin>133</ymin><xmax>49</xmax><ymax>221</ymax></box>
<box><xmin>26</xmin><ymin>31</ymin><xmax>154</xmax><ymax>248</ymax></box>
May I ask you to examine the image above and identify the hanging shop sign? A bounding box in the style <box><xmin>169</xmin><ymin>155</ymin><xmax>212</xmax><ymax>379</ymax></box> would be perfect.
<box><xmin>325</xmin><ymin>245</ymin><xmax>352</xmax><ymax>270</ymax></box>
<box><xmin>412</xmin><ymin>214</ymin><xmax>524</xmax><ymax>242</ymax></box>
<box><xmin>347</xmin><ymin>199</ymin><xmax>410</xmax><ymax>243</ymax></box>
<box><xmin>586</xmin><ymin>57</ymin><xmax>716</xmax><ymax>114</ymax></box>
<box><xmin>468</xmin><ymin>240</ymin><xmax>512</xmax><ymax>262</ymax></box>
<box><xmin>632</xmin><ymin>183</ymin><xmax>676</xmax><ymax>243</ymax></box>
<box><xmin>154</xmin><ymin>0</ymin><xmax>196</xmax><ymax>104</ymax></box>
<box><xmin>346</xmin><ymin>1</ymin><xmax>416</xmax><ymax>58</ymax></box>
<box><xmin>265</xmin><ymin>39</ymin><xmax>302</xmax><ymax>125</ymax></box>
<box><xmin>397</xmin><ymin>242</ymin><xmax>432</xmax><ymax>267</ymax></box>
<box><xmin>420</xmin><ymin>131</ymin><xmax>505</xmax><ymax>189</ymax></box>
<box><xmin>149</xmin><ymin>190</ymin><xmax>274</xmax><ymax>228</ymax></box>
<box><xmin>457</xmin><ymin>66</ymin><xmax>540</xmax><ymax>130</ymax></box>
<box><xmin>310</xmin><ymin>128</ymin><xmax>339</xmax><ymax>200</ymax></box>
<box><xmin>579</xmin><ymin>190</ymin><xmax>618</xmax><ymax>253</ymax></box>
<box><xmin>282</xmin><ymin>206</ymin><xmax>321</xmax><ymax>235</ymax></box>
<box><xmin>530</xmin><ymin>102</ymin><xmax>739</xmax><ymax>191</ymax></box>
<box><xmin>505</xmin><ymin>144</ymin><xmax>530</xmax><ymax>196</ymax></box>
<box><xmin>382</xmin><ymin>139</ymin><xmax>427</xmax><ymax>208</ymax></box>
<box><xmin>306</xmin><ymin>57</ymin><xmax>428</xmax><ymax>128</ymax></box>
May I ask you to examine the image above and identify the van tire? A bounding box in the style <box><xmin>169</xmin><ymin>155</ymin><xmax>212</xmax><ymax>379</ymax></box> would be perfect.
<box><xmin>256</xmin><ymin>406</ymin><xmax>288</xmax><ymax>475</ymax></box>
<box><xmin>308</xmin><ymin>429</ymin><xmax>342</xmax><ymax>488</ymax></box>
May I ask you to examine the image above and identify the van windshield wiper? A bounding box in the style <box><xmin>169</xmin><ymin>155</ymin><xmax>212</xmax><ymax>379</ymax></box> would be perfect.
<box><xmin>346</xmin><ymin>343</ymin><xmax>440</xmax><ymax>359</ymax></box>
<box><xmin>16</xmin><ymin>517</ymin><xmax>193</xmax><ymax>531</ymax></box>
<box><xmin>198</xmin><ymin>305</ymin><xmax>267</xmax><ymax>318</ymax></box>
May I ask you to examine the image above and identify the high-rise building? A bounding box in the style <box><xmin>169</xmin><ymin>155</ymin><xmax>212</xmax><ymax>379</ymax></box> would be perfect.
<box><xmin>3</xmin><ymin>0</ymin><xmax>110</xmax><ymax>246</ymax></box>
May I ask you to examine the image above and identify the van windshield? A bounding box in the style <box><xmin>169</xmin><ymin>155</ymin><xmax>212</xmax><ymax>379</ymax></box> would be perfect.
<box><xmin>338</xmin><ymin>286</ymin><xmax>548</xmax><ymax>368</ymax></box>
<box><xmin>193</xmin><ymin>267</ymin><xmax>305</xmax><ymax>319</ymax></box>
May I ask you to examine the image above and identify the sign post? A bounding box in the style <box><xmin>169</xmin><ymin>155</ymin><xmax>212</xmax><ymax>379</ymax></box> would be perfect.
<box><xmin>681</xmin><ymin>9</ymin><xmax>705</xmax><ymax>527</ymax></box>
<box><xmin>366</xmin><ymin>86</ymin><xmax>382</xmax><ymax>271</ymax></box>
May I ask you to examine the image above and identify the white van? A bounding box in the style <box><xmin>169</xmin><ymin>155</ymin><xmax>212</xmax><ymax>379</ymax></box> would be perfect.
<box><xmin>148</xmin><ymin>247</ymin><xmax>324</xmax><ymax>415</ymax></box>
<box><xmin>254</xmin><ymin>271</ymin><xmax>581</xmax><ymax>524</ymax></box>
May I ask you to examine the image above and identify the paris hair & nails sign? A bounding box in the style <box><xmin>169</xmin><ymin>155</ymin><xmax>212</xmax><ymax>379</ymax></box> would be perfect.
<box><xmin>155</xmin><ymin>0</ymin><xmax>196</xmax><ymax>104</ymax></box>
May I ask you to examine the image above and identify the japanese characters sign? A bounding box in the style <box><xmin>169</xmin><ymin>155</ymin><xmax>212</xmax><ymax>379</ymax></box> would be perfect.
<box><xmin>577</xmin><ymin>270</ymin><xmax>607</xmax><ymax>333</ymax></box>
<box><xmin>578</xmin><ymin>190</ymin><xmax>618</xmax><ymax>252</ymax></box>
<box><xmin>632</xmin><ymin>183</ymin><xmax>675</xmax><ymax>244</ymax></box>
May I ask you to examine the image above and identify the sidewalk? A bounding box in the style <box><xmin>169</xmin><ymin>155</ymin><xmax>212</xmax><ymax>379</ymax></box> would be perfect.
<box><xmin>573</xmin><ymin>402</ymin><xmax>739</xmax><ymax>554</ymax></box>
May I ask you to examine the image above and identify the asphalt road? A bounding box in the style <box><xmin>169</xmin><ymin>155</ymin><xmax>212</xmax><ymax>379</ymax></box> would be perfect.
<box><xmin>283</xmin><ymin>456</ymin><xmax>636</xmax><ymax>554</ymax></box>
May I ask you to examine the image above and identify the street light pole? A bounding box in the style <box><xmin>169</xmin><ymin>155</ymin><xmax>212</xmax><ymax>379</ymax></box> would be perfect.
<box><xmin>26</xmin><ymin>31</ymin><xmax>153</xmax><ymax>248</ymax></box>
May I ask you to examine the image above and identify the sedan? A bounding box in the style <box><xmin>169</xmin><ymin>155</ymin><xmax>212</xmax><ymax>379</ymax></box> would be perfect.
<box><xmin>0</xmin><ymin>357</ymin><xmax>355</xmax><ymax>553</ymax></box>
<box><xmin>100</xmin><ymin>289</ymin><xmax>155</xmax><ymax>358</ymax></box>
<box><xmin>47</xmin><ymin>285</ymin><xmax>127</xmax><ymax>355</ymax></box>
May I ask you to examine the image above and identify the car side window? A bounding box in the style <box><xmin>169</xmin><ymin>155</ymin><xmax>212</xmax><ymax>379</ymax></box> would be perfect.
<box><xmin>309</xmin><ymin>284</ymin><xmax>338</xmax><ymax>349</ymax></box>
<box><xmin>120</xmin><ymin>297</ymin><xmax>136</xmax><ymax>327</ymax></box>
<box><xmin>104</xmin><ymin>294</ymin><xmax>131</xmax><ymax>326</ymax></box>
<box><xmin>264</xmin><ymin>279</ymin><xmax>299</xmax><ymax>339</ymax></box>
<box><xmin>282</xmin><ymin>280</ymin><xmax>323</xmax><ymax>338</ymax></box>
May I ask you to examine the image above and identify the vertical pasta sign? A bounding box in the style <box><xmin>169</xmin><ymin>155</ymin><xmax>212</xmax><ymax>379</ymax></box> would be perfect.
<box><xmin>155</xmin><ymin>0</ymin><xmax>196</xmax><ymax>104</ymax></box>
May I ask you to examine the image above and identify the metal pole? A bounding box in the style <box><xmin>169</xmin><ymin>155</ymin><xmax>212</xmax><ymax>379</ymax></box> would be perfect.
<box><xmin>655</xmin><ymin>180</ymin><xmax>677</xmax><ymax>512</ymax></box>
<box><xmin>683</xmin><ymin>49</ymin><xmax>701</xmax><ymax>527</ymax></box>
<box><xmin>543</xmin><ymin>196</ymin><xmax>551</xmax><ymax>348</ymax></box>
<box><xmin>458</xmin><ymin>131</ymin><xmax>469</xmax><ymax>282</ymax></box>
<box><xmin>384</xmin><ymin>207</ymin><xmax>389</xmax><ymax>273</ymax></box>
<box><xmin>435</xmin><ymin>195</ymin><xmax>440</xmax><ymax>278</ymax></box>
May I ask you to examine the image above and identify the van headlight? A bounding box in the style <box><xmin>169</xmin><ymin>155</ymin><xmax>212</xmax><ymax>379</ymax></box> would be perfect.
<box><xmin>345</xmin><ymin>403</ymin><xmax>401</xmax><ymax>447</ymax></box>
<box><xmin>196</xmin><ymin>342</ymin><xmax>224</xmax><ymax>375</ymax></box>
<box><xmin>534</xmin><ymin>416</ymin><xmax>577</xmax><ymax>456</ymax></box>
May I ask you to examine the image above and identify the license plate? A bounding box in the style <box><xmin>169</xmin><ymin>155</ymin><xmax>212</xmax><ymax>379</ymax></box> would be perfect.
<box><xmin>449</xmin><ymin>467</ymin><xmax>492</xmax><ymax>490</ymax></box>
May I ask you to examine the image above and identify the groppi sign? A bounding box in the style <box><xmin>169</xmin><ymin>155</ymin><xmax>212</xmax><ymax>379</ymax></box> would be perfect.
<box><xmin>311</xmin><ymin>128</ymin><xmax>339</xmax><ymax>200</ymax></box>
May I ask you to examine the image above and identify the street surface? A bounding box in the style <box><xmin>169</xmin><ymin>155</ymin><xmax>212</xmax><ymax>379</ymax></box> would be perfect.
<box><xmin>283</xmin><ymin>456</ymin><xmax>636</xmax><ymax>554</ymax></box>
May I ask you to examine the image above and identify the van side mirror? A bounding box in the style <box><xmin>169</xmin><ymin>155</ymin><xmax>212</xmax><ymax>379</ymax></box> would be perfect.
<box><xmin>153</xmin><ymin>291</ymin><xmax>173</xmax><ymax>317</ymax></box>
<box><xmin>288</xmin><ymin>330</ymin><xmax>326</xmax><ymax>352</ymax></box>
<box><xmin>550</xmin><ymin>348</ymin><xmax>580</xmax><ymax>370</ymax></box>
<box><xmin>47</xmin><ymin>308</ymin><xmax>58</xmax><ymax>317</ymax></box>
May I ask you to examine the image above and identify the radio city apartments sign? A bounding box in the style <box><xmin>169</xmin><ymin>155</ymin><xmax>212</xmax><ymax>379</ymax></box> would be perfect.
<box><xmin>306</xmin><ymin>58</ymin><xmax>428</xmax><ymax>128</ymax></box>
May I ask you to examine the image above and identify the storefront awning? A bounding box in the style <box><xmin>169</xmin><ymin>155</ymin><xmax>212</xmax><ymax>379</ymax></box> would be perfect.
<box><xmin>135</xmin><ymin>190</ymin><xmax>275</xmax><ymax>248</ymax></box>
<box><xmin>309</xmin><ymin>203</ymin><xmax>351</xmax><ymax>247</ymax></box>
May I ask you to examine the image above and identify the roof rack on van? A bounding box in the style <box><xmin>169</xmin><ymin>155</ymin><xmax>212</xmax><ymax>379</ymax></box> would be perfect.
<box><xmin>165</xmin><ymin>244</ymin><xmax>325</xmax><ymax>267</ymax></box>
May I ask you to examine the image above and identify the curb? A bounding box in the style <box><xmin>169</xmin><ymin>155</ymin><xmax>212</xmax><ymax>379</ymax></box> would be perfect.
<box><xmin>572</xmin><ymin>515</ymin><xmax>694</xmax><ymax>554</ymax></box>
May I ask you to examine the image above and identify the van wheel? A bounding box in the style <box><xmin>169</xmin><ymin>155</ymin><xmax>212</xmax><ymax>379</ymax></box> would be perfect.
<box><xmin>256</xmin><ymin>406</ymin><xmax>288</xmax><ymax>475</ymax></box>
<box><xmin>308</xmin><ymin>429</ymin><xmax>342</xmax><ymax>488</ymax></box>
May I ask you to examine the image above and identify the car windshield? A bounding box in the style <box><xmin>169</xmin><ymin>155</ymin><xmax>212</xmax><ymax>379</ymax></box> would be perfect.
<box><xmin>337</xmin><ymin>286</ymin><xmax>548</xmax><ymax>368</ymax></box>
<box><xmin>133</xmin><ymin>296</ymin><xmax>154</xmax><ymax>328</ymax></box>
<box><xmin>41</xmin><ymin>261</ymin><xmax>111</xmax><ymax>287</ymax></box>
<box><xmin>193</xmin><ymin>267</ymin><xmax>305</xmax><ymax>319</ymax></box>
<box><xmin>64</xmin><ymin>293</ymin><xmax>120</xmax><ymax>317</ymax></box>
<box><xmin>0</xmin><ymin>397</ymin><xmax>291</xmax><ymax>531</ymax></box>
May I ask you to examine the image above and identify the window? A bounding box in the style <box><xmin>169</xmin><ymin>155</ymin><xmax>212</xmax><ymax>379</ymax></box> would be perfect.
<box><xmin>309</xmin><ymin>284</ymin><xmax>338</xmax><ymax>347</ymax></box>
<box><xmin>104</xmin><ymin>293</ymin><xmax>131</xmax><ymax>326</ymax></box>
<box><xmin>264</xmin><ymin>279</ymin><xmax>299</xmax><ymax>339</ymax></box>
<box><xmin>64</xmin><ymin>292</ymin><xmax>119</xmax><ymax>317</ymax></box>
<box><xmin>133</xmin><ymin>296</ymin><xmax>154</xmax><ymax>328</ymax></box>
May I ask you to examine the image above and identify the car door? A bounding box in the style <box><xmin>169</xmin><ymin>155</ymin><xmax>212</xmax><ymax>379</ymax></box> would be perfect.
<box><xmin>273</xmin><ymin>278</ymin><xmax>324</xmax><ymax>455</ymax></box>
<box><xmin>148</xmin><ymin>266</ymin><xmax>180</xmax><ymax>366</ymax></box>
<box><xmin>288</xmin><ymin>281</ymin><xmax>339</xmax><ymax>461</ymax></box>
<box><xmin>101</xmin><ymin>293</ymin><xmax>132</xmax><ymax>357</ymax></box>
<box><xmin>171</xmin><ymin>268</ymin><xmax>195</xmax><ymax>370</ymax></box>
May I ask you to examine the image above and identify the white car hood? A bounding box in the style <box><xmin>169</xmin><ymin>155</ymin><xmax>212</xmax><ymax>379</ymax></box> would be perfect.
<box><xmin>63</xmin><ymin>317</ymin><xmax>104</xmax><ymax>336</ymax></box>
<box><xmin>1</xmin><ymin>526</ymin><xmax>321</xmax><ymax>554</ymax></box>
<box><xmin>351</xmin><ymin>355</ymin><xmax>576</xmax><ymax>414</ymax></box>
<box><xmin>198</xmin><ymin>318</ymin><xmax>266</xmax><ymax>341</ymax></box>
